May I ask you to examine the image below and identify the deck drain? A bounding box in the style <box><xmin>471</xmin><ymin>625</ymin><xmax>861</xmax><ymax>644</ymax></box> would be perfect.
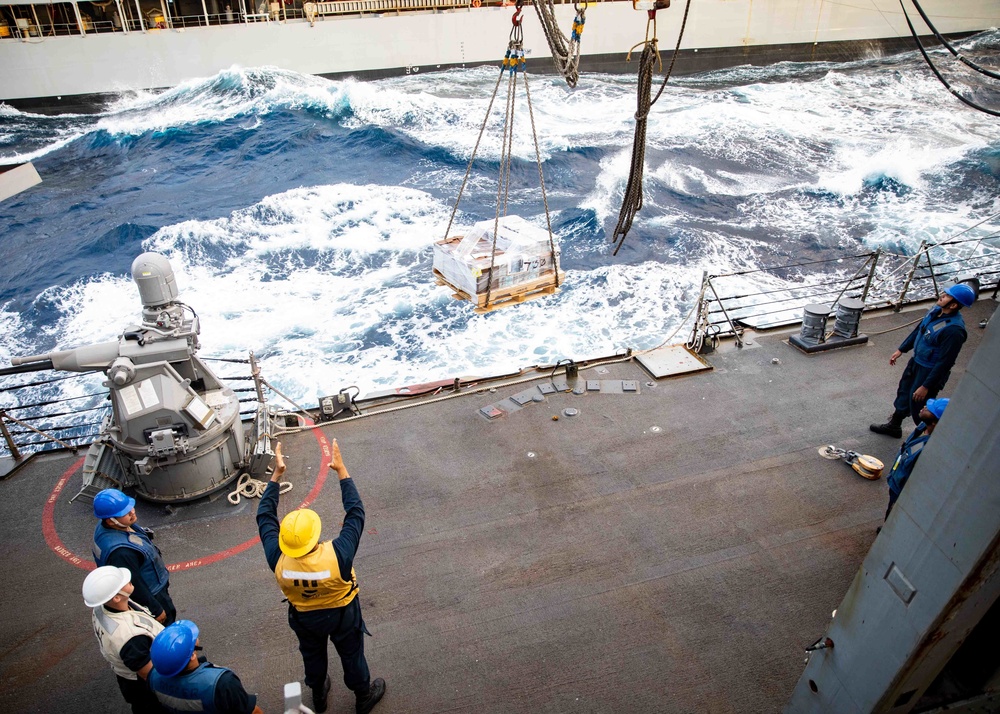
<box><xmin>562</xmin><ymin>408</ymin><xmax>579</xmax><ymax>417</ymax></box>
<box><xmin>526</xmin><ymin>452</ymin><xmax>536</xmax><ymax>458</ymax></box>
<box><xmin>649</xmin><ymin>425</ymin><xmax>662</xmax><ymax>433</ymax></box>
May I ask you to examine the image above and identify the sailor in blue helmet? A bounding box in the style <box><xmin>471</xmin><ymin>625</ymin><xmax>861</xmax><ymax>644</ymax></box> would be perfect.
<box><xmin>884</xmin><ymin>398</ymin><xmax>949</xmax><ymax>521</ymax></box>
<box><xmin>92</xmin><ymin>488</ymin><xmax>176</xmax><ymax>625</ymax></box>
<box><xmin>148</xmin><ymin>620</ymin><xmax>261</xmax><ymax>714</ymax></box>
<box><xmin>870</xmin><ymin>283</ymin><xmax>974</xmax><ymax>438</ymax></box>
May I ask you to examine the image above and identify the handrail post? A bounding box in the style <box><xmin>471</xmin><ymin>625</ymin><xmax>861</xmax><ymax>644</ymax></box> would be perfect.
<box><xmin>896</xmin><ymin>240</ymin><xmax>925</xmax><ymax>311</ymax></box>
<box><xmin>0</xmin><ymin>411</ymin><xmax>22</xmax><ymax>461</ymax></box>
<box><xmin>861</xmin><ymin>248</ymin><xmax>880</xmax><ymax>303</ymax></box>
<box><xmin>249</xmin><ymin>350</ymin><xmax>266</xmax><ymax>406</ymax></box>
<box><xmin>830</xmin><ymin>253</ymin><xmax>877</xmax><ymax>310</ymax></box>
<box><xmin>687</xmin><ymin>270</ymin><xmax>710</xmax><ymax>351</ymax></box>
<box><xmin>926</xmin><ymin>246</ymin><xmax>940</xmax><ymax>298</ymax></box>
<box><xmin>707</xmin><ymin>277</ymin><xmax>744</xmax><ymax>348</ymax></box>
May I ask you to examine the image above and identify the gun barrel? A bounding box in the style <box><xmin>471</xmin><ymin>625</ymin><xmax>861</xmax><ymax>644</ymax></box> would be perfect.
<box><xmin>10</xmin><ymin>341</ymin><xmax>120</xmax><ymax>373</ymax></box>
<box><xmin>0</xmin><ymin>359</ymin><xmax>55</xmax><ymax>376</ymax></box>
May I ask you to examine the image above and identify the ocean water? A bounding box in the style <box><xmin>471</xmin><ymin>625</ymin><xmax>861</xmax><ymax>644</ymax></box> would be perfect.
<box><xmin>2</xmin><ymin>33</ymin><xmax>1000</xmax><ymax>426</ymax></box>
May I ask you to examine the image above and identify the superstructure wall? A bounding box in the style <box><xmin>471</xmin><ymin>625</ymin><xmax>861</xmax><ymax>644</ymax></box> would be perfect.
<box><xmin>1</xmin><ymin>0</ymin><xmax>998</xmax><ymax>110</ymax></box>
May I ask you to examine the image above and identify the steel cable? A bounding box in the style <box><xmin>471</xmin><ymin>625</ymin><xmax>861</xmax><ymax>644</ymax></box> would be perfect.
<box><xmin>899</xmin><ymin>0</ymin><xmax>1000</xmax><ymax>117</ymax></box>
<box><xmin>906</xmin><ymin>0</ymin><xmax>1000</xmax><ymax>80</ymax></box>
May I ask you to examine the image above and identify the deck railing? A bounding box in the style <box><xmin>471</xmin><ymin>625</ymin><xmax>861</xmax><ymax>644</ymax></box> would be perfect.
<box><xmin>0</xmin><ymin>360</ymin><xmax>260</xmax><ymax>464</ymax></box>
<box><xmin>0</xmin><ymin>0</ymin><xmax>584</xmax><ymax>39</ymax></box>
<box><xmin>688</xmin><ymin>234</ymin><xmax>1000</xmax><ymax>351</ymax></box>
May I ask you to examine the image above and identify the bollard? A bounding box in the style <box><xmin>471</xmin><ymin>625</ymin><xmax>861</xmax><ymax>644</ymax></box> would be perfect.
<box><xmin>832</xmin><ymin>298</ymin><xmax>865</xmax><ymax>339</ymax></box>
<box><xmin>799</xmin><ymin>304</ymin><xmax>830</xmax><ymax>345</ymax></box>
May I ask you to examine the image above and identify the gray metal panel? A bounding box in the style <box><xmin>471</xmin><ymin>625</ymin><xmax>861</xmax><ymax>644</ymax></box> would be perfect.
<box><xmin>787</xmin><ymin>314</ymin><xmax>1000</xmax><ymax>713</ymax></box>
<box><xmin>635</xmin><ymin>344</ymin><xmax>712</xmax><ymax>378</ymax></box>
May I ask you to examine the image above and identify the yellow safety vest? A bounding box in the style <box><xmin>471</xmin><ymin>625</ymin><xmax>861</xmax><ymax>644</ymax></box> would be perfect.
<box><xmin>275</xmin><ymin>541</ymin><xmax>358</xmax><ymax>611</ymax></box>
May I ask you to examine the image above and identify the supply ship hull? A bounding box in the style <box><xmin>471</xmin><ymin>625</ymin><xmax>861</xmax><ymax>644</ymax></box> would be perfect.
<box><xmin>1</xmin><ymin>0</ymin><xmax>999</xmax><ymax>112</ymax></box>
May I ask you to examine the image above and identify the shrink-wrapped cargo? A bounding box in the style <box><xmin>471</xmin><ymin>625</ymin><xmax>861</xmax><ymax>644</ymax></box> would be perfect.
<box><xmin>433</xmin><ymin>216</ymin><xmax>561</xmax><ymax>300</ymax></box>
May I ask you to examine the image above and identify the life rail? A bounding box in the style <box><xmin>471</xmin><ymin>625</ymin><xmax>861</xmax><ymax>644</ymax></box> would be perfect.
<box><xmin>688</xmin><ymin>233</ymin><xmax>1000</xmax><ymax>351</ymax></box>
<box><xmin>312</xmin><ymin>0</ymin><xmax>469</xmax><ymax>15</ymax></box>
<box><xmin>0</xmin><ymin>358</ymin><xmax>260</xmax><ymax>465</ymax></box>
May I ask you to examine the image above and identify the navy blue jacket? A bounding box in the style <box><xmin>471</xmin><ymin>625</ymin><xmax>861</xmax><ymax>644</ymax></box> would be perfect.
<box><xmin>898</xmin><ymin>306</ymin><xmax>967</xmax><ymax>392</ymax></box>
<box><xmin>887</xmin><ymin>425</ymin><xmax>931</xmax><ymax>496</ymax></box>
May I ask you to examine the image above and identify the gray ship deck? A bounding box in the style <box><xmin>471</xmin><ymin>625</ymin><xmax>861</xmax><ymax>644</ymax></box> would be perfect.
<box><xmin>1</xmin><ymin>299</ymin><xmax>995</xmax><ymax>714</ymax></box>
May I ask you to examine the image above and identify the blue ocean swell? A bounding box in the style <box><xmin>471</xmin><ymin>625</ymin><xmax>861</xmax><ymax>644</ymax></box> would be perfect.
<box><xmin>0</xmin><ymin>35</ymin><xmax>999</xmax><ymax>417</ymax></box>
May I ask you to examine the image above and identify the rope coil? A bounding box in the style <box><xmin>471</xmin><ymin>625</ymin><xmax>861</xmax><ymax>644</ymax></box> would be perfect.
<box><xmin>227</xmin><ymin>471</ymin><xmax>292</xmax><ymax>505</ymax></box>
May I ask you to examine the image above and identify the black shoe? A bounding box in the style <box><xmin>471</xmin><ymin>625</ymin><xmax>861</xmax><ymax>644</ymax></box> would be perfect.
<box><xmin>869</xmin><ymin>422</ymin><xmax>902</xmax><ymax>438</ymax></box>
<box><xmin>356</xmin><ymin>678</ymin><xmax>386</xmax><ymax>714</ymax></box>
<box><xmin>312</xmin><ymin>676</ymin><xmax>331</xmax><ymax>714</ymax></box>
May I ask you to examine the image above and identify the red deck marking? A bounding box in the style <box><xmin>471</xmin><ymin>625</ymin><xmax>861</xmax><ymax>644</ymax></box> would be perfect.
<box><xmin>42</xmin><ymin>456</ymin><xmax>92</xmax><ymax>571</ymax></box>
<box><xmin>43</xmin><ymin>425</ymin><xmax>330</xmax><ymax>572</ymax></box>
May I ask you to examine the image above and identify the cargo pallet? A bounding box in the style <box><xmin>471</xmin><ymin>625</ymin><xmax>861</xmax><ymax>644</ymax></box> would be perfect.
<box><xmin>433</xmin><ymin>269</ymin><xmax>566</xmax><ymax>314</ymax></box>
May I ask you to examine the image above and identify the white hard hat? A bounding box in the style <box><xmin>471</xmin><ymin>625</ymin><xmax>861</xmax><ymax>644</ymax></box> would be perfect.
<box><xmin>82</xmin><ymin>566</ymin><xmax>131</xmax><ymax>607</ymax></box>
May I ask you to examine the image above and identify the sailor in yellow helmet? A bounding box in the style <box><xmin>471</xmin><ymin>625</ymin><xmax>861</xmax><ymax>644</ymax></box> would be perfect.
<box><xmin>255</xmin><ymin>439</ymin><xmax>385</xmax><ymax>714</ymax></box>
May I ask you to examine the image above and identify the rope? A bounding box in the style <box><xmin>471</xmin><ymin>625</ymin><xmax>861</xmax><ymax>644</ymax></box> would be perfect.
<box><xmin>863</xmin><ymin>314</ymin><xmax>923</xmax><ymax>336</ymax></box>
<box><xmin>523</xmin><ymin>71</ymin><xmax>560</xmax><ymax>288</ymax></box>
<box><xmin>611</xmin><ymin>0</ymin><xmax>692</xmax><ymax>255</ymax></box>
<box><xmin>442</xmin><ymin>65</ymin><xmax>506</xmax><ymax>242</ymax></box>
<box><xmin>4</xmin><ymin>391</ymin><xmax>108</xmax><ymax>411</ymax></box>
<box><xmin>635</xmin><ymin>298</ymin><xmax>699</xmax><ymax>355</ymax></box>
<box><xmin>0</xmin><ymin>372</ymin><xmax>86</xmax><ymax>392</ymax></box>
<box><xmin>531</xmin><ymin>0</ymin><xmax>586</xmax><ymax>88</ymax></box>
<box><xmin>227</xmin><ymin>471</ymin><xmax>292</xmax><ymax>505</ymax></box>
<box><xmin>449</xmin><ymin>8</ymin><xmax>560</xmax><ymax>311</ymax></box>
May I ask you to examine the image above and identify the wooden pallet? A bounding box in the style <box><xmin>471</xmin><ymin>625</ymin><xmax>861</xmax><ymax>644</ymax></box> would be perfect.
<box><xmin>433</xmin><ymin>269</ymin><xmax>565</xmax><ymax>314</ymax></box>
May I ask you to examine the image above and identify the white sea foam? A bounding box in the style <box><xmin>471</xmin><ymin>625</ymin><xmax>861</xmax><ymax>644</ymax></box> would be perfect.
<box><xmin>1</xmin><ymin>180</ymin><xmax>761</xmax><ymax>402</ymax></box>
<box><xmin>4</xmin><ymin>47</ymin><xmax>1000</xmax><ymax>424</ymax></box>
<box><xmin>97</xmin><ymin>66</ymin><xmax>349</xmax><ymax>136</ymax></box>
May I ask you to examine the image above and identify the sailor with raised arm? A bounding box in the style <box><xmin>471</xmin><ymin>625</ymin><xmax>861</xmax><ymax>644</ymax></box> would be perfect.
<box><xmin>256</xmin><ymin>440</ymin><xmax>385</xmax><ymax>714</ymax></box>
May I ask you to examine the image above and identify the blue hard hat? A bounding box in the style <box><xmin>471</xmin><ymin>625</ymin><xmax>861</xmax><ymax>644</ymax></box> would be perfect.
<box><xmin>924</xmin><ymin>398</ymin><xmax>949</xmax><ymax>421</ymax></box>
<box><xmin>93</xmin><ymin>489</ymin><xmax>136</xmax><ymax>520</ymax></box>
<box><xmin>151</xmin><ymin>620</ymin><xmax>200</xmax><ymax>677</ymax></box>
<box><xmin>944</xmin><ymin>284</ymin><xmax>976</xmax><ymax>307</ymax></box>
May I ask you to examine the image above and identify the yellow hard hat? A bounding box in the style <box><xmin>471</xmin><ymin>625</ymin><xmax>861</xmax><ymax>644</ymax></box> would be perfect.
<box><xmin>279</xmin><ymin>509</ymin><xmax>322</xmax><ymax>558</ymax></box>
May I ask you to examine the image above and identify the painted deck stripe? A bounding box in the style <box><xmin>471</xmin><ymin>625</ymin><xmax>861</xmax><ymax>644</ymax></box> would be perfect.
<box><xmin>43</xmin><ymin>423</ymin><xmax>330</xmax><ymax>572</ymax></box>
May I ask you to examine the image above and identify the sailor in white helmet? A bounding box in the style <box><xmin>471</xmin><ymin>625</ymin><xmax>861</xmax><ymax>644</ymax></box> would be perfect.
<box><xmin>83</xmin><ymin>565</ymin><xmax>167</xmax><ymax>713</ymax></box>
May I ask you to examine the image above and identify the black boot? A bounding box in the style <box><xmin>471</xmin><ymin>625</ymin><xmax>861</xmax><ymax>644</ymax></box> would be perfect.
<box><xmin>356</xmin><ymin>678</ymin><xmax>386</xmax><ymax>714</ymax></box>
<box><xmin>870</xmin><ymin>411</ymin><xmax>904</xmax><ymax>438</ymax></box>
<box><xmin>312</xmin><ymin>676</ymin><xmax>331</xmax><ymax>714</ymax></box>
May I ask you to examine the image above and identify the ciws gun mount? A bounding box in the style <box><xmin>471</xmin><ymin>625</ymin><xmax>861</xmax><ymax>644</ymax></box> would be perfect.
<box><xmin>9</xmin><ymin>253</ymin><xmax>273</xmax><ymax>503</ymax></box>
